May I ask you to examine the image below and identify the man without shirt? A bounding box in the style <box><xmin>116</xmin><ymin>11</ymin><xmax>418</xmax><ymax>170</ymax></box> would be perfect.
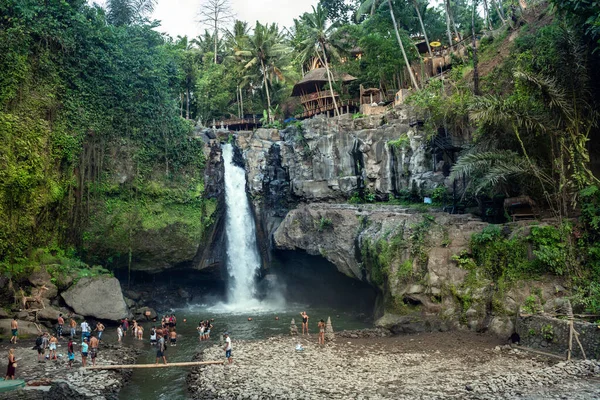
<box><xmin>10</xmin><ymin>317</ymin><xmax>18</xmax><ymax>344</ymax></box>
<box><xmin>57</xmin><ymin>313</ymin><xmax>64</xmax><ymax>339</ymax></box>
<box><xmin>95</xmin><ymin>322</ymin><xmax>105</xmax><ymax>341</ymax></box>
<box><xmin>89</xmin><ymin>334</ymin><xmax>99</xmax><ymax>366</ymax></box>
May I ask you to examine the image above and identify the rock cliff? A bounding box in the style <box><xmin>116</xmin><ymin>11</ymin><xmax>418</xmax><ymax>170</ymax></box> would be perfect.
<box><xmin>272</xmin><ymin>203</ymin><xmax>566</xmax><ymax>337</ymax></box>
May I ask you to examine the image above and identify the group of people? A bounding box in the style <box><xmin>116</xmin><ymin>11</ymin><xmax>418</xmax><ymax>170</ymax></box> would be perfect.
<box><xmin>197</xmin><ymin>319</ymin><xmax>213</xmax><ymax>341</ymax></box>
<box><xmin>300</xmin><ymin>311</ymin><xmax>327</xmax><ymax>345</ymax></box>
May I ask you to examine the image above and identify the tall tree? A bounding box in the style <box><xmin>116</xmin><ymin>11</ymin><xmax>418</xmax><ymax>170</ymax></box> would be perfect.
<box><xmin>236</xmin><ymin>22</ymin><xmax>290</xmax><ymax>123</ymax></box>
<box><xmin>198</xmin><ymin>0</ymin><xmax>233</xmax><ymax>64</ymax></box>
<box><xmin>471</xmin><ymin>0</ymin><xmax>479</xmax><ymax>95</ymax></box>
<box><xmin>412</xmin><ymin>0</ymin><xmax>433</xmax><ymax>58</ymax></box>
<box><xmin>298</xmin><ymin>5</ymin><xmax>344</xmax><ymax>116</ymax></box>
<box><xmin>225</xmin><ymin>20</ymin><xmax>251</xmax><ymax>118</ymax></box>
<box><xmin>106</xmin><ymin>0</ymin><xmax>157</xmax><ymax>26</ymax></box>
<box><xmin>356</xmin><ymin>0</ymin><xmax>419</xmax><ymax>90</ymax></box>
<box><xmin>444</xmin><ymin>0</ymin><xmax>455</xmax><ymax>50</ymax></box>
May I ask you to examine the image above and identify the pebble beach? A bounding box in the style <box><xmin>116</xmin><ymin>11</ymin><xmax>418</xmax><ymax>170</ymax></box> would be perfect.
<box><xmin>187</xmin><ymin>331</ymin><xmax>600</xmax><ymax>400</ymax></box>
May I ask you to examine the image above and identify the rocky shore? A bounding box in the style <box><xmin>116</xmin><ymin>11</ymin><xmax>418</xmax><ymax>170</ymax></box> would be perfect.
<box><xmin>0</xmin><ymin>339</ymin><xmax>139</xmax><ymax>399</ymax></box>
<box><xmin>187</xmin><ymin>331</ymin><xmax>600</xmax><ymax>400</ymax></box>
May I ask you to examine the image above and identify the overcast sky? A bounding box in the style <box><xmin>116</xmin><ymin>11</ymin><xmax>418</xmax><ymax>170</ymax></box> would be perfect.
<box><xmin>90</xmin><ymin>0</ymin><xmax>321</xmax><ymax>38</ymax></box>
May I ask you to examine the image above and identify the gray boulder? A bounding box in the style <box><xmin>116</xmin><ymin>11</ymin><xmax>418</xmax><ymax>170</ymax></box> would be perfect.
<box><xmin>36</xmin><ymin>306</ymin><xmax>63</xmax><ymax>322</ymax></box>
<box><xmin>61</xmin><ymin>277</ymin><xmax>128</xmax><ymax>321</ymax></box>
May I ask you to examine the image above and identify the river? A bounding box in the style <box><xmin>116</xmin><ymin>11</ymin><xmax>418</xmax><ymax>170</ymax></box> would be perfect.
<box><xmin>118</xmin><ymin>304</ymin><xmax>371</xmax><ymax>399</ymax></box>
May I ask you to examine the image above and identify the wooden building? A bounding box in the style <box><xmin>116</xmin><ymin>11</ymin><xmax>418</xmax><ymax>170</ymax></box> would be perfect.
<box><xmin>291</xmin><ymin>68</ymin><xmax>359</xmax><ymax>119</ymax></box>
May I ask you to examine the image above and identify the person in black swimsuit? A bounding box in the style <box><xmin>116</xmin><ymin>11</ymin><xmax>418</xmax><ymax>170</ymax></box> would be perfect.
<box><xmin>300</xmin><ymin>311</ymin><xmax>309</xmax><ymax>335</ymax></box>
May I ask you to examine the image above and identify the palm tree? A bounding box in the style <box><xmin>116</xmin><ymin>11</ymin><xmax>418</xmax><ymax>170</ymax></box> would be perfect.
<box><xmin>356</xmin><ymin>0</ymin><xmax>419</xmax><ymax>90</ymax></box>
<box><xmin>225</xmin><ymin>21</ymin><xmax>251</xmax><ymax>118</ymax></box>
<box><xmin>236</xmin><ymin>22</ymin><xmax>291</xmax><ymax>123</ymax></box>
<box><xmin>297</xmin><ymin>5</ymin><xmax>344</xmax><ymax>116</ymax></box>
<box><xmin>106</xmin><ymin>0</ymin><xmax>157</xmax><ymax>26</ymax></box>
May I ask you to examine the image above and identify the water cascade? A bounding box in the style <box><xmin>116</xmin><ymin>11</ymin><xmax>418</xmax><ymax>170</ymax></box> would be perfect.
<box><xmin>222</xmin><ymin>143</ymin><xmax>262</xmax><ymax>307</ymax></box>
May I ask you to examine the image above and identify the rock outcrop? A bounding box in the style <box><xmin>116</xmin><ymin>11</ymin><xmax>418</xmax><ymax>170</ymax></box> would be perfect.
<box><xmin>272</xmin><ymin>203</ymin><xmax>566</xmax><ymax>337</ymax></box>
<box><xmin>61</xmin><ymin>277</ymin><xmax>128</xmax><ymax>321</ymax></box>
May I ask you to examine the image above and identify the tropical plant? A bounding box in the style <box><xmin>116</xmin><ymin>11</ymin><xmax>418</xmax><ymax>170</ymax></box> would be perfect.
<box><xmin>106</xmin><ymin>0</ymin><xmax>157</xmax><ymax>26</ymax></box>
<box><xmin>356</xmin><ymin>0</ymin><xmax>419</xmax><ymax>90</ymax></box>
<box><xmin>236</xmin><ymin>22</ymin><xmax>292</xmax><ymax>123</ymax></box>
<box><xmin>297</xmin><ymin>4</ymin><xmax>345</xmax><ymax>116</ymax></box>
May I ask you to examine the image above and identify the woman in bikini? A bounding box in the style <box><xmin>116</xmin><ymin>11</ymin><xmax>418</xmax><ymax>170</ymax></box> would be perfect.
<box><xmin>318</xmin><ymin>319</ymin><xmax>325</xmax><ymax>345</ymax></box>
<box><xmin>300</xmin><ymin>311</ymin><xmax>309</xmax><ymax>335</ymax></box>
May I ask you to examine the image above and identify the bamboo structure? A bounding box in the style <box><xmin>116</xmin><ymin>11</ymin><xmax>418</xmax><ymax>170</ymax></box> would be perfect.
<box><xmin>83</xmin><ymin>361</ymin><xmax>224</xmax><ymax>370</ymax></box>
<box><xmin>565</xmin><ymin>299</ymin><xmax>587</xmax><ymax>361</ymax></box>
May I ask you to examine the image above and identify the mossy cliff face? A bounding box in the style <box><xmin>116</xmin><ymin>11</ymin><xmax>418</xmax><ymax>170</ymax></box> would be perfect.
<box><xmin>273</xmin><ymin>204</ymin><xmax>567</xmax><ymax>337</ymax></box>
<box><xmin>82</xmin><ymin>140</ymin><xmax>224</xmax><ymax>274</ymax></box>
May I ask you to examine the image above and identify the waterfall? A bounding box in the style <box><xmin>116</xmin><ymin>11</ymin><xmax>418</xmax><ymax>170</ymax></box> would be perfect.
<box><xmin>222</xmin><ymin>143</ymin><xmax>261</xmax><ymax>306</ymax></box>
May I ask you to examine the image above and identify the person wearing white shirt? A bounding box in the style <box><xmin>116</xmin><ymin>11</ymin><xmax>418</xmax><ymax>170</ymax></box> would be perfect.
<box><xmin>81</xmin><ymin>321</ymin><xmax>91</xmax><ymax>340</ymax></box>
<box><xmin>223</xmin><ymin>332</ymin><xmax>233</xmax><ymax>364</ymax></box>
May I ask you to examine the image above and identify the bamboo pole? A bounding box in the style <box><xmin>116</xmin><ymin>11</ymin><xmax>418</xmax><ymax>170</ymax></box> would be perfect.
<box><xmin>83</xmin><ymin>361</ymin><xmax>224</xmax><ymax>370</ymax></box>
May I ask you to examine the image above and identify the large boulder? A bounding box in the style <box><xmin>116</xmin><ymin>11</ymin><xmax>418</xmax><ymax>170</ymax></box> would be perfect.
<box><xmin>36</xmin><ymin>306</ymin><xmax>63</xmax><ymax>322</ymax></box>
<box><xmin>61</xmin><ymin>277</ymin><xmax>128</xmax><ymax>321</ymax></box>
<box><xmin>27</xmin><ymin>267</ymin><xmax>59</xmax><ymax>299</ymax></box>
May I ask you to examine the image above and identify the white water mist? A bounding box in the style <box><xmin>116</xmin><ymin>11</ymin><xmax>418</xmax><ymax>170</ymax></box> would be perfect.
<box><xmin>222</xmin><ymin>143</ymin><xmax>262</xmax><ymax>306</ymax></box>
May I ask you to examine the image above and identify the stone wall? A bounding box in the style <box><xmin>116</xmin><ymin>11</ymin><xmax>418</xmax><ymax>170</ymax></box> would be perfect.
<box><xmin>517</xmin><ymin>315</ymin><xmax>600</xmax><ymax>359</ymax></box>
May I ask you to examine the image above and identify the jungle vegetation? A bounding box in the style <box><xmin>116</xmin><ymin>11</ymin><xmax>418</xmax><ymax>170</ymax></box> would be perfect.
<box><xmin>1</xmin><ymin>0</ymin><xmax>600</xmax><ymax>312</ymax></box>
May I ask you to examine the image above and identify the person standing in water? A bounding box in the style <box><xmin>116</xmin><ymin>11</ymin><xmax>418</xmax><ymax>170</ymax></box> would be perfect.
<box><xmin>318</xmin><ymin>319</ymin><xmax>325</xmax><ymax>345</ymax></box>
<box><xmin>300</xmin><ymin>311</ymin><xmax>309</xmax><ymax>335</ymax></box>
<box><xmin>150</xmin><ymin>326</ymin><xmax>157</xmax><ymax>345</ymax></box>
<box><xmin>156</xmin><ymin>335</ymin><xmax>167</xmax><ymax>365</ymax></box>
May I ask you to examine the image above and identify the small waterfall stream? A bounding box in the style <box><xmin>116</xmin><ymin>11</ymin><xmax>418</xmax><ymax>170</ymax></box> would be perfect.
<box><xmin>222</xmin><ymin>143</ymin><xmax>262</xmax><ymax>307</ymax></box>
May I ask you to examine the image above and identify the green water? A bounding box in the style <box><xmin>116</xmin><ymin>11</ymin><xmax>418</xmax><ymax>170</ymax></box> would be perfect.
<box><xmin>118</xmin><ymin>303</ymin><xmax>372</xmax><ymax>400</ymax></box>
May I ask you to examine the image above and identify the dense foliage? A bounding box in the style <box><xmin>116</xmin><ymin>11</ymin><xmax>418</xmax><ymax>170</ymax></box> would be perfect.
<box><xmin>0</xmin><ymin>0</ymin><xmax>210</xmax><ymax>272</ymax></box>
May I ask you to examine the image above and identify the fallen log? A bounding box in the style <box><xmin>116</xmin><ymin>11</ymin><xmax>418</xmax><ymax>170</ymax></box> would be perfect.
<box><xmin>83</xmin><ymin>361</ymin><xmax>224</xmax><ymax>370</ymax></box>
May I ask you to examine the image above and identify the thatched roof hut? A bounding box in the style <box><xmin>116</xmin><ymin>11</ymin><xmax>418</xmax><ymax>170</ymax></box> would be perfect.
<box><xmin>291</xmin><ymin>68</ymin><xmax>357</xmax><ymax>97</ymax></box>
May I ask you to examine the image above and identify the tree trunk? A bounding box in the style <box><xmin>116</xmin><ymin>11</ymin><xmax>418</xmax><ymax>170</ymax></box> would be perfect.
<box><xmin>483</xmin><ymin>0</ymin><xmax>492</xmax><ymax>30</ymax></box>
<box><xmin>444</xmin><ymin>0</ymin><xmax>455</xmax><ymax>51</ymax></box>
<box><xmin>236</xmin><ymin>85</ymin><xmax>241</xmax><ymax>118</ymax></box>
<box><xmin>260</xmin><ymin>59</ymin><xmax>273</xmax><ymax>123</ymax></box>
<box><xmin>447</xmin><ymin>0</ymin><xmax>461</xmax><ymax>42</ymax></box>
<box><xmin>320</xmin><ymin>45</ymin><xmax>340</xmax><ymax>117</ymax></box>
<box><xmin>239</xmin><ymin>86</ymin><xmax>244</xmax><ymax>118</ymax></box>
<box><xmin>492</xmin><ymin>0</ymin><xmax>508</xmax><ymax>26</ymax></box>
<box><xmin>186</xmin><ymin>81</ymin><xmax>190</xmax><ymax>119</ymax></box>
<box><xmin>214</xmin><ymin>19</ymin><xmax>218</xmax><ymax>64</ymax></box>
<box><xmin>413</xmin><ymin>0</ymin><xmax>433</xmax><ymax>58</ymax></box>
<box><xmin>472</xmin><ymin>0</ymin><xmax>479</xmax><ymax>95</ymax></box>
<box><xmin>388</xmin><ymin>0</ymin><xmax>419</xmax><ymax>91</ymax></box>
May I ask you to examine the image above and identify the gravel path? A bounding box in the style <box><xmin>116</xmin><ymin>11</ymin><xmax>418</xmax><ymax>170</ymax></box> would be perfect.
<box><xmin>187</xmin><ymin>332</ymin><xmax>600</xmax><ymax>400</ymax></box>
